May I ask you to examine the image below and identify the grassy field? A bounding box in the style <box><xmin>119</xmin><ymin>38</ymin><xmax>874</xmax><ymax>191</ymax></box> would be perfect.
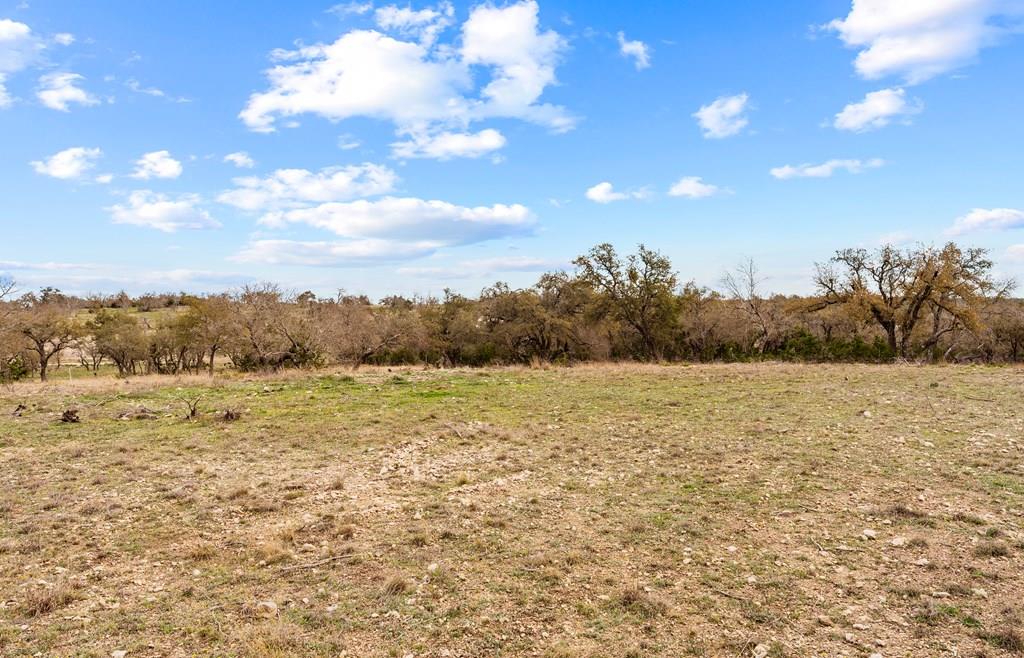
<box><xmin>1</xmin><ymin>364</ymin><xmax>1023</xmax><ymax>657</ymax></box>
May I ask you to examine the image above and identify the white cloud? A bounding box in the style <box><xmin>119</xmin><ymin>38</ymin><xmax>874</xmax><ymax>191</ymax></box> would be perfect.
<box><xmin>261</xmin><ymin>197</ymin><xmax>534</xmax><ymax>245</ymax></box>
<box><xmin>461</xmin><ymin>1</ymin><xmax>572</xmax><ymax>130</ymax></box>
<box><xmin>241</xmin><ymin>30</ymin><xmax>470</xmax><ymax>133</ymax></box>
<box><xmin>398</xmin><ymin>255</ymin><xmax>561</xmax><ymax>278</ymax></box>
<box><xmin>617</xmin><ymin>31</ymin><xmax>651</xmax><ymax>70</ymax></box>
<box><xmin>36</xmin><ymin>72</ymin><xmax>99</xmax><ymax>111</ymax></box>
<box><xmin>131</xmin><ymin>150</ymin><xmax>183</xmax><ymax>179</ymax></box>
<box><xmin>125</xmin><ymin>78</ymin><xmax>190</xmax><ymax>103</ymax></box>
<box><xmin>30</xmin><ymin>146</ymin><xmax>102</xmax><ymax>179</ymax></box>
<box><xmin>693</xmin><ymin>93</ymin><xmax>749</xmax><ymax>139</ymax></box>
<box><xmin>668</xmin><ymin>176</ymin><xmax>722</xmax><ymax>199</ymax></box>
<box><xmin>218</xmin><ymin>163</ymin><xmax>397</xmax><ymax>213</ymax></box>
<box><xmin>240</xmin><ymin>0</ymin><xmax>572</xmax><ymax>158</ymax></box>
<box><xmin>1007</xmin><ymin>244</ymin><xmax>1024</xmax><ymax>261</ymax></box>
<box><xmin>327</xmin><ymin>2</ymin><xmax>374</xmax><ymax>17</ymax></box>
<box><xmin>108</xmin><ymin>191</ymin><xmax>220</xmax><ymax>233</ymax></box>
<box><xmin>95</xmin><ymin>173</ymin><xmax>113</xmax><ymax>184</ymax></box>
<box><xmin>338</xmin><ymin>133</ymin><xmax>361</xmax><ymax>150</ymax></box>
<box><xmin>0</xmin><ymin>18</ymin><xmax>43</xmax><ymax>106</ymax></box>
<box><xmin>770</xmin><ymin>158</ymin><xmax>885</xmax><ymax>179</ymax></box>
<box><xmin>234</xmin><ymin>239</ymin><xmax>442</xmax><ymax>266</ymax></box>
<box><xmin>0</xmin><ymin>19</ymin><xmax>42</xmax><ymax>71</ymax></box>
<box><xmin>53</xmin><ymin>32</ymin><xmax>74</xmax><ymax>46</ymax></box>
<box><xmin>375</xmin><ymin>2</ymin><xmax>454</xmax><ymax>47</ymax></box>
<box><xmin>585</xmin><ymin>181</ymin><xmax>650</xmax><ymax>204</ymax></box>
<box><xmin>224</xmin><ymin>151</ymin><xmax>256</xmax><ymax>168</ymax></box>
<box><xmin>827</xmin><ymin>0</ymin><xmax>1024</xmax><ymax>84</ymax></box>
<box><xmin>834</xmin><ymin>87</ymin><xmax>923</xmax><ymax>132</ymax></box>
<box><xmin>945</xmin><ymin>207</ymin><xmax>1024</xmax><ymax>236</ymax></box>
<box><xmin>391</xmin><ymin>128</ymin><xmax>506</xmax><ymax>160</ymax></box>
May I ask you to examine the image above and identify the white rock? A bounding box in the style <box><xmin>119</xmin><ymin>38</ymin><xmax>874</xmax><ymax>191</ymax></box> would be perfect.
<box><xmin>752</xmin><ymin>644</ymin><xmax>769</xmax><ymax>658</ymax></box>
<box><xmin>255</xmin><ymin>600</ymin><xmax>278</xmax><ymax>618</ymax></box>
<box><xmin>863</xmin><ymin>529</ymin><xmax>877</xmax><ymax>539</ymax></box>
<box><xmin>889</xmin><ymin>536</ymin><xmax>906</xmax><ymax>547</ymax></box>
<box><xmin>112</xmin><ymin>652</ymin><xmax>127</xmax><ymax>658</ymax></box>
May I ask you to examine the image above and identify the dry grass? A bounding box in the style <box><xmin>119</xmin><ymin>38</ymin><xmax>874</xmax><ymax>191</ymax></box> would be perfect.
<box><xmin>1</xmin><ymin>363</ymin><xmax>1023</xmax><ymax>656</ymax></box>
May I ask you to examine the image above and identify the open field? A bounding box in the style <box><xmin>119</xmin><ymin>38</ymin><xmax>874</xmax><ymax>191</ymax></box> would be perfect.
<box><xmin>1</xmin><ymin>364</ymin><xmax>1023</xmax><ymax>657</ymax></box>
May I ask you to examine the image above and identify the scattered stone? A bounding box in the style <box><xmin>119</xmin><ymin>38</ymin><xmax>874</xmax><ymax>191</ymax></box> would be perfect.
<box><xmin>931</xmin><ymin>591</ymin><xmax>950</xmax><ymax>599</ymax></box>
<box><xmin>752</xmin><ymin>644</ymin><xmax>769</xmax><ymax>658</ymax></box>
<box><xmin>853</xmin><ymin>623</ymin><xmax>870</xmax><ymax>630</ymax></box>
<box><xmin>972</xmin><ymin>587</ymin><xmax>988</xmax><ymax>599</ymax></box>
<box><xmin>817</xmin><ymin>615</ymin><xmax>833</xmax><ymax>626</ymax></box>
<box><xmin>863</xmin><ymin>529</ymin><xmax>877</xmax><ymax>539</ymax></box>
<box><xmin>112</xmin><ymin>652</ymin><xmax>127</xmax><ymax>658</ymax></box>
<box><xmin>860</xmin><ymin>410</ymin><xmax>873</xmax><ymax>418</ymax></box>
<box><xmin>255</xmin><ymin>600</ymin><xmax>278</xmax><ymax>618</ymax></box>
<box><xmin>890</xmin><ymin>536</ymin><xmax>906</xmax><ymax>547</ymax></box>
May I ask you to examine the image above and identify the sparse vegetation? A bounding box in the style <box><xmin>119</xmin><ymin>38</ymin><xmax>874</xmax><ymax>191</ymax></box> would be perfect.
<box><xmin>1</xmin><ymin>363</ymin><xmax>1023</xmax><ymax>656</ymax></box>
<box><xmin>1</xmin><ymin>243</ymin><xmax>1022</xmax><ymax>385</ymax></box>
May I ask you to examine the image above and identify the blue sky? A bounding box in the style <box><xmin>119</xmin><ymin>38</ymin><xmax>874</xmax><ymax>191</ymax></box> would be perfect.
<box><xmin>1</xmin><ymin>0</ymin><xmax>1023</xmax><ymax>298</ymax></box>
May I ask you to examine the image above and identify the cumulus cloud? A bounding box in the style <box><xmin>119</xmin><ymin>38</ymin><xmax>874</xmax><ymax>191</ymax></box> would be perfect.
<box><xmin>224</xmin><ymin>151</ymin><xmax>256</xmax><ymax>168</ymax></box>
<box><xmin>945</xmin><ymin>208</ymin><xmax>1024</xmax><ymax>236</ymax></box>
<box><xmin>218</xmin><ymin>163</ymin><xmax>397</xmax><ymax>214</ymax></box>
<box><xmin>36</xmin><ymin>72</ymin><xmax>99</xmax><ymax>111</ymax></box>
<box><xmin>131</xmin><ymin>150</ymin><xmax>183</xmax><ymax>179</ymax></box>
<box><xmin>30</xmin><ymin>146</ymin><xmax>102</xmax><ymax>179</ymax></box>
<box><xmin>668</xmin><ymin>176</ymin><xmax>723</xmax><ymax>199</ymax></box>
<box><xmin>770</xmin><ymin>158</ymin><xmax>884</xmax><ymax>179</ymax></box>
<box><xmin>374</xmin><ymin>2</ymin><xmax>454</xmax><ymax>47</ymax></box>
<box><xmin>617</xmin><ymin>31</ymin><xmax>651</xmax><ymax>70</ymax></box>
<box><xmin>585</xmin><ymin>181</ymin><xmax>650</xmax><ymax>204</ymax></box>
<box><xmin>391</xmin><ymin>128</ymin><xmax>506</xmax><ymax>160</ymax></box>
<box><xmin>261</xmin><ymin>197</ymin><xmax>534</xmax><ymax>245</ymax></box>
<box><xmin>240</xmin><ymin>0</ymin><xmax>572</xmax><ymax>159</ymax></box>
<box><xmin>53</xmin><ymin>32</ymin><xmax>74</xmax><ymax>46</ymax></box>
<box><xmin>827</xmin><ymin>0</ymin><xmax>1024</xmax><ymax>84</ymax></box>
<box><xmin>0</xmin><ymin>18</ymin><xmax>44</xmax><ymax>107</ymax></box>
<box><xmin>834</xmin><ymin>87</ymin><xmax>923</xmax><ymax>132</ymax></box>
<box><xmin>108</xmin><ymin>191</ymin><xmax>220</xmax><ymax>232</ymax></box>
<box><xmin>693</xmin><ymin>93</ymin><xmax>749</xmax><ymax>139</ymax></box>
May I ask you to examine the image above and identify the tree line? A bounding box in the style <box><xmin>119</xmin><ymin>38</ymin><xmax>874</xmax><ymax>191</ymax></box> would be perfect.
<box><xmin>2</xmin><ymin>242</ymin><xmax>1023</xmax><ymax>382</ymax></box>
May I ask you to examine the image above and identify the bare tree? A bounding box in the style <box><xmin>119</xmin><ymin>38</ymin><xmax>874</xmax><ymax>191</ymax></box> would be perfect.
<box><xmin>722</xmin><ymin>258</ymin><xmax>779</xmax><ymax>354</ymax></box>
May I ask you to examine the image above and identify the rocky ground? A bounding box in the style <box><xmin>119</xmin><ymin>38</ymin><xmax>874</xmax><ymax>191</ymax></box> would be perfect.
<box><xmin>0</xmin><ymin>363</ymin><xmax>1022</xmax><ymax>657</ymax></box>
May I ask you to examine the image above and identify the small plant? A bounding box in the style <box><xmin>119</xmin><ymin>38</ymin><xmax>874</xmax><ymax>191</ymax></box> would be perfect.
<box><xmin>60</xmin><ymin>409</ymin><xmax>80</xmax><ymax>423</ymax></box>
<box><xmin>618</xmin><ymin>585</ymin><xmax>668</xmax><ymax>618</ymax></box>
<box><xmin>974</xmin><ymin>540</ymin><xmax>1010</xmax><ymax>557</ymax></box>
<box><xmin>20</xmin><ymin>580</ymin><xmax>78</xmax><ymax>617</ymax></box>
